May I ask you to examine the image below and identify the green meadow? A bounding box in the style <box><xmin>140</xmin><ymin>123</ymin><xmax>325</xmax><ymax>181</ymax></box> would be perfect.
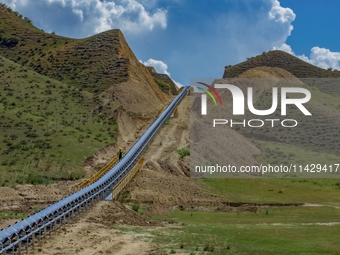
<box><xmin>116</xmin><ymin>206</ymin><xmax>340</xmax><ymax>255</ymax></box>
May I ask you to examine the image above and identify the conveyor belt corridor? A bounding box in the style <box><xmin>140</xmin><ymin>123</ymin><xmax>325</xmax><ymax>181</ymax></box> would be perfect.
<box><xmin>0</xmin><ymin>86</ymin><xmax>189</xmax><ymax>254</ymax></box>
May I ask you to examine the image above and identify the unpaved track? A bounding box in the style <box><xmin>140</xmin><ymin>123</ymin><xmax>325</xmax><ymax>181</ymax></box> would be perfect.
<box><xmin>25</xmin><ymin>201</ymin><xmax>158</xmax><ymax>255</ymax></box>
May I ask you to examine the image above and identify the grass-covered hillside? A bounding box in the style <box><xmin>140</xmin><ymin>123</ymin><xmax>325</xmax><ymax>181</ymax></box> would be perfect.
<box><xmin>0</xmin><ymin>3</ymin><xmax>129</xmax><ymax>93</ymax></box>
<box><xmin>0</xmin><ymin>4</ymin><xmax>167</xmax><ymax>111</ymax></box>
<box><xmin>0</xmin><ymin>4</ymin><xmax>171</xmax><ymax>187</ymax></box>
<box><xmin>0</xmin><ymin>53</ymin><xmax>119</xmax><ymax>186</ymax></box>
<box><xmin>0</xmin><ymin>4</ymin><xmax>126</xmax><ymax>94</ymax></box>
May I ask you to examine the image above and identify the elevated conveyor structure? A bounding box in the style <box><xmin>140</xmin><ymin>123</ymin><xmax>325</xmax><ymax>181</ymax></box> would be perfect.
<box><xmin>107</xmin><ymin>156</ymin><xmax>144</xmax><ymax>201</ymax></box>
<box><xmin>77</xmin><ymin>156</ymin><xmax>119</xmax><ymax>190</ymax></box>
<box><xmin>0</xmin><ymin>86</ymin><xmax>190</xmax><ymax>255</ymax></box>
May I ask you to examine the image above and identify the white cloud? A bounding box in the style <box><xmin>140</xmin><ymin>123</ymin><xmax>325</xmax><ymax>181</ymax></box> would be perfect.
<box><xmin>270</xmin><ymin>0</ymin><xmax>340</xmax><ymax>72</ymax></box>
<box><xmin>272</xmin><ymin>43</ymin><xmax>294</xmax><ymax>55</ymax></box>
<box><xmin>204</xmin><ymin>0</ymin><xmax>297</xmax><ymax>66</ymax></box>
<box><xmin>141</xmin><ymin>58</ymin><xmax>170</xmax><ymax>75</ymax></box>
<box><xmin>273</xmin><ymin>43</ymin><xmax>340</xmax><ymax>71</ymax></box>
<box><xmin>308</xmin><ymin>47</ymin><xmax>340</xmax><ymax>70</ymax></box>
<box><xmin>268</xmin><ymin>0</ymin><xmax>295</xmax><ymax>37</ymax></box>
<box><xmin>59</xmin><ymin>0</ymin><xmax>167</xmax><ymax>34</ymax></box>
<box><xmin>3</xmin><ymin>0</ymin><xmax>167</xmax><ymax>35</ymax></box>
<box><xmin>141</xmin><ymin>58</ymin><xmax>183</xmax><ymax>87</ymax></box>
<box><xmin>72</xmin><ymin>9</ymin><xmax>84</xmax><ymax>21</ymax></box>
<box><xmin>268</xmin><ymin>0</ymin><xmax>295</xmax><ymax>23</ymax></box>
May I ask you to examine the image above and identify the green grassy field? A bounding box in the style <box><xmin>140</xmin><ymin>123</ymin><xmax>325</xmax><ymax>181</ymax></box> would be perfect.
<box><xmin>116</xmin><ymin>174</ymin><xmax>340</xmax><ymax>254</ymax></box>
<box><xmin>116</xmin><ymin>206</ymin><xmax>340</xmax><ymax>255</ymax></box>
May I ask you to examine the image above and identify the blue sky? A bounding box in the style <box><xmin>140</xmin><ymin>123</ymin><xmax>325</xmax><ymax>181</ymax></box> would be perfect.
<box><xmin>1</xmin><ymin>0</ymin><xmax>340</xmax><ymax>86</ymax></box>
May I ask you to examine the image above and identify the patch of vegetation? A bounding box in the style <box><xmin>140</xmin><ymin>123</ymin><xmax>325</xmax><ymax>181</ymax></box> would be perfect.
<box><xmin>151</xmin><ymin>74</ymin><xmax>178</xmax><ymax>95</ymax></box>
<box><xmin>128</xmin><ymin>111</ymin><xmax>154</xmax><ymax>119</ymax></box>
<box><xmin>132</xmin><ymin>203</ymin><xmax>140</xmax><ymax>212</ymax></box>
<box><xmin>0</xmin><ymin>211</ymin><xmax>28</xmax><ymax>219</ymax></box>
<box><xmin>176</xmin><ymin>148</ymin><xmax>190</xmax><ymax>158</ymax></box>
<box><xmin>0</xmin><ymin>33</ymin><xmax>19</xmax><ymax>47</ymax></box>
<box><xmin>154</xmin><ymin>77</ymin><xmax>170</xmax><ymax>93</ymax></box>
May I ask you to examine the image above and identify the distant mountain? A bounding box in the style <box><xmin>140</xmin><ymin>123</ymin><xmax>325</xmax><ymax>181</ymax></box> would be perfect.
<box><xmin>224</xmin><ymin>50</ymin><xmax>340</xmax><ymax>79</ymax></box>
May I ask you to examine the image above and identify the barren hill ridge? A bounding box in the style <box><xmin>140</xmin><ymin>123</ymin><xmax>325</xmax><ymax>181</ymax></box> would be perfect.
<box><xmin>224</xmin><ymin>50</ymin><xmax>340</xmax><ymax>79</ymax></box>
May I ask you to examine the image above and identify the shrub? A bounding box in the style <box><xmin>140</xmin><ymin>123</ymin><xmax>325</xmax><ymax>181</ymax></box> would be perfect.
<box><xmin>23</xmin><ymin>17</ymin><xmax>32</xmax><ymax>24</ymax></box>
<box><xmin>176</xmin><ymin>148</ymin><xmax>190</xmax><ymax>158</ymax></box>
<box><xmin>203</xmin><ymin>243</ymin><xmax>214</xmax><ymax>252</ymax></box>
<box><xmin>67</xmin><ymin>170</ymin><xmax>85</xmax><ymax>181</ymax></box>
<box><xmin>132</xmin><ymin>203</ymin><xmax>140</xmax><ymax>212</ymax></box>
<box><xmin>25</xmin><ymin>172</ymin><xmax>48</xmax><ymax>185</ymax></box>
<box><xmin>154</xmin><ymin>77</ymin><xmax>170</xmax><ymax>93</ymax></box>
<box><xmin>0</xmin><ymin>34</ymin><xmax>19</xmax><ymax>47</ymax></box>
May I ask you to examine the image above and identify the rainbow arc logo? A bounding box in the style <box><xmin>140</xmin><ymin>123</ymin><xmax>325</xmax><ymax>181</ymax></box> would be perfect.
<box><xmin>196</xmin><ymin>82</ymin><xmax>223</xmax><ymax>106</ymax></box>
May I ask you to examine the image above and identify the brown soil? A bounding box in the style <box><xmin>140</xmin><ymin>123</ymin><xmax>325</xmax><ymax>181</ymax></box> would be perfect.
<box><xmin>0</xmin><ymin>181</ymin><xmax>79</xmax><ymax>213</ymax></box>
<box><xmin>25</xmin><ymin>201</ymin><xmax>160</xmax><ymax>255</ymax></box>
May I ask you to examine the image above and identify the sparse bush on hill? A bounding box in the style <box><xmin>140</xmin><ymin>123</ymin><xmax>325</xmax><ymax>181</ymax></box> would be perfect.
<box><xmin>0</xmin><ymin>34</ymin><xmax>19</xmax><ymax>47</ymax></box>
<box><xmin>132</xmin><ymin>203</ymin><xmax>140</xmax><ymax>212</ymax></box>
<box><xmin>23</xmin><ymin>17</ymin><xmax>32</xmax><ymax>24</ymax></box>
<box><xmin>176</xmin><ymin>148</ymin><xmax>190</xmax><ymax>158</ymax></box>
